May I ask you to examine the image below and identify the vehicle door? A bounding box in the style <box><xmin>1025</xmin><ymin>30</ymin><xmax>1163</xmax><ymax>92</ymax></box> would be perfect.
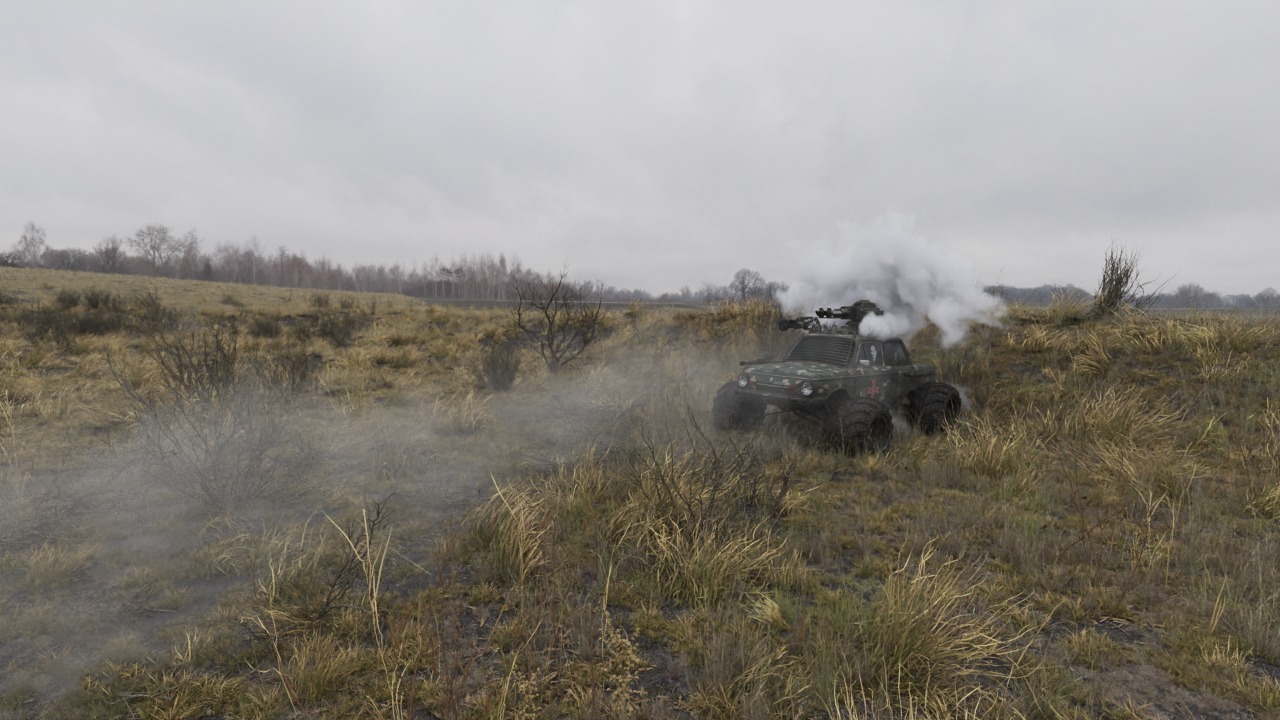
<box><xmin>881</xmin><ymin>339</ymin><xmax>917</xmax><ymax>404</ymax></box>
<box><xmin>855</xmin><ymin>340</ymin><xmax>892</xmax><ymax>403</ymax></box>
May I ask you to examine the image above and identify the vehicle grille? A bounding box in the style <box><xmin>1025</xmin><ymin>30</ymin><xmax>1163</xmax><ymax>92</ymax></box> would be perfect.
<box><xmin>784</xmin><ymin>336</ymin><xmax>854</xmax><ymax>365</ymax></box>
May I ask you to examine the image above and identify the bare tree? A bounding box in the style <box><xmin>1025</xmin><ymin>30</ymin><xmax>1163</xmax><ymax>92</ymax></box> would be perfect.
<box><xmin>129</xmin><ymin>224</ymin><xmax>183</xmax><ymax>272</ymax></box>
<box><xmin>729</xmin><ymin>268</ymin><xmax>788</xmax><ymax>303</ymax></box>
<box><xmin>173</xmin><ymin>231</ymin><xmax>203</xmax><ymax>279</ymax></box>
<box><xmin>730</xmin><ymin>269</ymin><xmax>764</xmax><ymax>302</ymax></box>
<box><xmin>510</xmin><ymin>270</ymin><xmax>604</xmax><ymax>373</ymax></box>
<box><xmin>14</xmin><ymin>222</ymin><xmax>46</xmax><ymax>267</ymax></box>
<box><xmin>94</xmin><ymin>235</ymin><xmax>126</xmax><ymax>273</ymax></box>
<box><xmin>1170</xmin><ymin>283</ymin><xmax>1223</xmax><ymax>309</ymax></box>
<box><xmin>1255</xmin><ymin>288</ymin><xmax>1280</xmax><ymax>310</ymax></box>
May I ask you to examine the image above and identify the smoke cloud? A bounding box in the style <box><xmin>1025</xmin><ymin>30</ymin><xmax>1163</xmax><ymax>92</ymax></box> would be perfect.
<box><xmin>781</xmin><ymin>213</ymin><xmax>1004</xmax><ymax>345</ymax></box>
<box><xmin>0</xmin><ymin>338</ymin><xmax>726</xmax><ymax>706</ymax></box>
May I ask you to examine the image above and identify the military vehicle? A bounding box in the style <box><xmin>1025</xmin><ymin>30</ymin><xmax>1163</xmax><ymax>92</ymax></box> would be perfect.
<box><xmin>712</xmin><ymin>300</ymin><xmax>961</xmax><ymax>452</ymax></box>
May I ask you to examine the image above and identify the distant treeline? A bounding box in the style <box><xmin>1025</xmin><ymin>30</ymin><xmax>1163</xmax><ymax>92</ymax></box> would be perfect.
<box><xmin>4</xmin><ymin>221</ymin><xmax>762</xmax><ymax>304</ymax></box>
<box><xmin>985</xmin><ymin>283</ymin><xmax>1280</xmax><ymax>310</ymax></box>
<box><xmin>11</xmin><ymin>222</ymin><xmax>1267</xmax><ymax>309</ymax></box>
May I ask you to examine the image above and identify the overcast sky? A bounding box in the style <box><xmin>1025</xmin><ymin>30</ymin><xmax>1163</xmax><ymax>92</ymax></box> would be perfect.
<box><xmin>3</xmin><ymin>2</ymin><xmax>1277</xmax><ymax>295</ymax></box>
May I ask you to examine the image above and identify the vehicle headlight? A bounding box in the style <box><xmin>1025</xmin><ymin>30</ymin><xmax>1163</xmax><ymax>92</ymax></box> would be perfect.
<box><xmin>799</xmin><ymin>381</ymin><xmax>815</xmax><ymax>397</ymax></box>
<box><xmin>737</xmin><ymin>374</ymin><xmax>750</xmax><ymax>388</ymax></box>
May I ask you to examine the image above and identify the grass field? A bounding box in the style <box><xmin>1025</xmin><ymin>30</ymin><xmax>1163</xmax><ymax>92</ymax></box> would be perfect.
<box><xmin>1</xmin><ymin>266</ymin><xmax>1279</xmax><ymax>719</ymax></box>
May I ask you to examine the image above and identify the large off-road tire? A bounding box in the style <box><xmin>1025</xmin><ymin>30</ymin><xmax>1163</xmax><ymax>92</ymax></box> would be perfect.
<box><xmin>712</xmin><ymin>382</ymin><xmax>766</xmax><ymax>431</ymax></box>
<box><xmin>907</xmin><ymin>382</ymin><xmax>961</xmax><ymax>435</ymax></box>
<box><xmin>825</xmin><ymin>396</ymin><xmax>893</xmax><ymax>454</ymax></box>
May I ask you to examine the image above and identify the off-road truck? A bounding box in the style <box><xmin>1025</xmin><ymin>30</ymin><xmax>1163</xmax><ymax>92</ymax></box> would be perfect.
<box><xmin>712</xmin><ymin>300</ymin><xmax>961</xmax><ymax>452</ymax></box>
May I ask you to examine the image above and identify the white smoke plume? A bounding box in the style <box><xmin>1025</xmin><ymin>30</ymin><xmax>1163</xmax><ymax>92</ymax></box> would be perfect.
<box><xmin>780</xmin><ymin>213</ymin><xmax>1004</xmax><ymax>346</ymax></box>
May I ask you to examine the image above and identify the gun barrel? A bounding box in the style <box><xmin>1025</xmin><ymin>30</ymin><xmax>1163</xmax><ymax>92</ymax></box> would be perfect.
<box><xmin>814</xmin><ymin>300</ymin><xmax>884</xmax><ymax>323</ymax></box>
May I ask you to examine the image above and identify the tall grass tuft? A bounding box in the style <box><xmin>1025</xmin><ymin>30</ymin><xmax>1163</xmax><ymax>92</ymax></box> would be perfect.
<box><xmin>808</xmin><ymin>547</ymin><xmax>1032</xmax><ymax>714</ymax></box>
<box><xmin>1241</xmin><ymin>401</ymin><xmax>1280</xmax><ymax>518</ymax></box>
<box><xmin>684</xmin><ymin>614</ymin><xmax>806</xmax><ymax>719</ymax></box>
<box><xmin>638</xmin><ymin>519</ymin><xmax>789</xmax><ymax>606</ymax></box>
<box><xmin>468</xmin><ymin>480</ymin><xmax>548</xmax><ymax>586</ymax></box>
<box><xmin>433</xmin><ymin>390</ymin><xmax>492</xmax><ymax>434</ymax></box>
<box><xmin>945</xmin><ymin>411</ymin><xmax>1041</xmax><ymax>481</ymax></box>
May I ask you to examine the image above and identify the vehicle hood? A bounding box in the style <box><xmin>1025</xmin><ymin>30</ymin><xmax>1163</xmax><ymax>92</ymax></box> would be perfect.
<box><xmin>742</xmin><ymin>361</ymin><xmax>851</xmax><ymax>383</ymax></box>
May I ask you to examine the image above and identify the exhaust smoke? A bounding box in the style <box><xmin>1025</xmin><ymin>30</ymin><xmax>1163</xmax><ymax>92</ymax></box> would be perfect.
<box><xmin>781</xmin><ymin>214</ymin><xmax>1003</xmax><ymax>345</ymax></box>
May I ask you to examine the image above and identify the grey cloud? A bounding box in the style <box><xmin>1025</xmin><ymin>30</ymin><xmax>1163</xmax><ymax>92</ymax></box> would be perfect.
<box><xmin>3</xmin><ymin>2</ymin><xmax>1278</xmax><ymax>293</ymax></box>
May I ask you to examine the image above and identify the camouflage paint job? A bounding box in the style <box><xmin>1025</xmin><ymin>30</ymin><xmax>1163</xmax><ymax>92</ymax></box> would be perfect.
<box><xmin>737</xmin><ymin>342</ymin><xmax>935</xmax><ymax>411</ymax></box>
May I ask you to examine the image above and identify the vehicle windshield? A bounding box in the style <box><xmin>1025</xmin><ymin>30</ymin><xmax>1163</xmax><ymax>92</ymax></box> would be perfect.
<box><xmin>783</xmin><ymin>335</ymin><xmax>855</xmax><ymax>365</ymax></box>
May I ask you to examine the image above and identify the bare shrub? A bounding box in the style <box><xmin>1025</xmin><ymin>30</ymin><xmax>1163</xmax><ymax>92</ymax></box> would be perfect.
<box><xmin>114</xmin><ymin>322</ymin><xmax>323</xmax><ymax>512</ymax></box>
<box><xmin>1091</xmin><ymin>245</ymin><xmax>1157</xmax><ymax>318</ymax></box>
<box><xmin>510</xmin><ymin>270</ymin><xmax>604</xmax><ymax>373</ymax></box>
<box><xmin>142</xmin><ymin>323</ymin><xmax>242</xmax><ymax>404</ymax></box>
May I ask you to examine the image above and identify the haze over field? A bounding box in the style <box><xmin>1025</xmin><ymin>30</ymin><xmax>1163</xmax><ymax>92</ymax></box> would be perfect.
<box><xmin>3</xmin><ymin>2</ymin><xmax>1279</xmax><ymax>294</ymax></box>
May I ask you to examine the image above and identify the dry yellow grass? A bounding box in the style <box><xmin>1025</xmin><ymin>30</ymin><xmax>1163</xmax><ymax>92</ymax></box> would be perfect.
<box><xmin>3</xmin><ymin>268</ymin><xmax>1280</xmax><ymax>719</ymax></box>
<box><xmin>1</xmin><ymin>266</ymin><xmax>420</xmax><ymax>316</ymax></box>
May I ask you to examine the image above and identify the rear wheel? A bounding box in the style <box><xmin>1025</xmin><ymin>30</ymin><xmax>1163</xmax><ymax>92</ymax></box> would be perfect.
<box><xmin>825</xmin><ymin>396</ymin><xmax>892</xmax><ymax>453</ymax></box>
<box><xmin>712</xmin><ymin>382</ymin><xmax>766</xmax><ymax>431</ymax></box>
<box><xmin>908</xmin><ymin>382</ymin><xmax>961</xmax><ymax>435</ymax></box>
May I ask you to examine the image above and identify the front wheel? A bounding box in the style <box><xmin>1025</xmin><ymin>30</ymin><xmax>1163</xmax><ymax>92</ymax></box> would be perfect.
<box><xmin>712</xmin><ymin>382</ymin><xmax>766</xmax><ymax>431</ymax></box>
<box><xmin>907</xmin><ymin>382</ymin><xmax>961</xmax><ymax>435</ymax></box>
<box><xmin>824</xmin><ymin>396</ymin><xmax>893</xmax><ymax>454</ymax></box>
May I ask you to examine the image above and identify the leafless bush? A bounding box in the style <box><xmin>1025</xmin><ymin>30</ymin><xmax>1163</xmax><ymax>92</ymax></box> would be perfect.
<box><xmin>510</xmin><ymin>270</ymin><xmax>604</xmax><ymax>373</ymax></box>
<box><xmin>113</xmin><ymin>322</ymin><xmax>324</xmax><ymax>512</ymax></box>
<box><xmin>142</xmin><ymin>323</ymin><xmax>241</xmax><ymax>404</ymax></box>
<box><xmin>1092</xmin><ymin>245</ymin><xmax>1157</xmax><ymax>317</ymax></box>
